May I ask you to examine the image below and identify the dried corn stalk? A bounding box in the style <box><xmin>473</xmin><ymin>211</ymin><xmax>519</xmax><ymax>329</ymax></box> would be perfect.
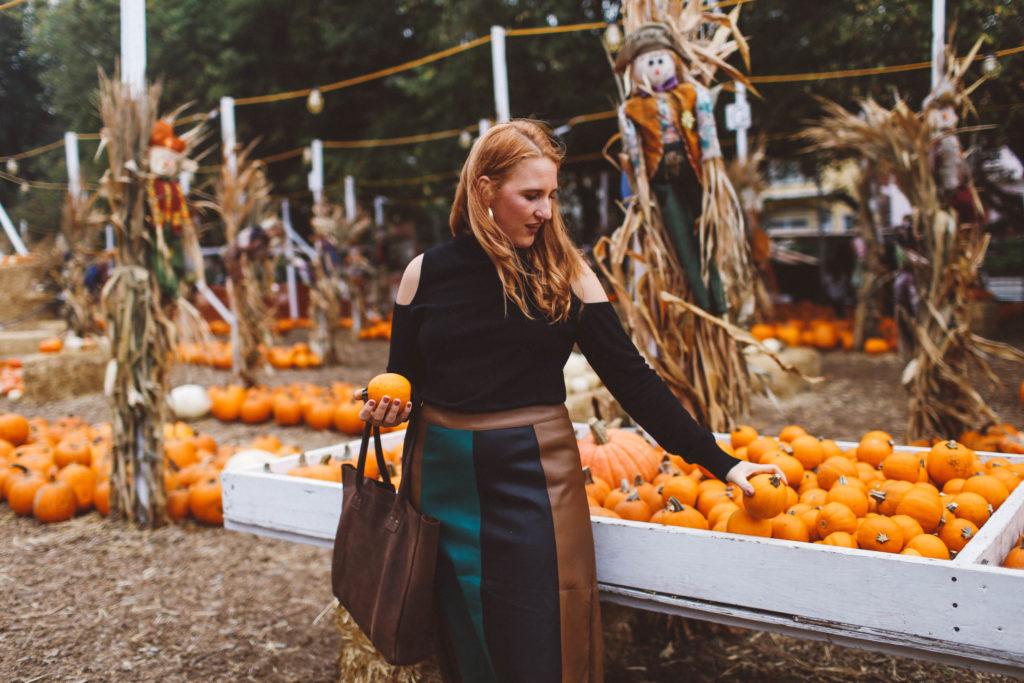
<box><xmin>57</xmin><ymin>191</ymin><xmax>105</xmax><ymax>336</ymax></box>
<box><xmin>198</xmin><ymin>145</ymin><xmax>272</xmax><ymax>387</ymax></box>
<box><xmin>96</xmin><ymin>70</ymin><xmax>171</xmax><ymax>528</ymax></box>
<box><xmin>725</xmin><ymin>142</ymin><xmax>774</xmax><ymax>320</ymax></box>
<box><xmin>804</xmin><ymin>39</ymin><xmax>1024</xmax><ymax>439</ymax></box>
<box><xmin>310</xmin><ymin>202</ymin><xmax>370</xmax><ymax>362</ymax></box>
<box><xmin>848</xmin><ymin>163</ymin><xmax>890</xmax><ymax>350</ymax></box>
<box><xmin>596</xmin><ymin>0</ymin><xmax>758</xmax><ymax>430</ymax></box>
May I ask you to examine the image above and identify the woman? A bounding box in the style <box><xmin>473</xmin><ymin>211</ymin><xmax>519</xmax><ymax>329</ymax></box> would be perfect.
<box><xmin>360</xmin><ymin>119</ymin><xmax>783</xmax><ymax>683</ymax></box>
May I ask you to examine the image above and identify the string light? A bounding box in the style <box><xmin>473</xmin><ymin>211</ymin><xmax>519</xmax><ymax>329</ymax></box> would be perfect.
<box><xmin>307</xmin><ymin>88</ymin><xmax>324</xmax><ymax>114</ymax></box>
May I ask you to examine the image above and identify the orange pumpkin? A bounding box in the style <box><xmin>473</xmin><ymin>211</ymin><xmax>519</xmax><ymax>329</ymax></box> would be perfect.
<box><xmin>905</xmin><ymin>533</ymin><xmax>950</xmax><ymax>560</ymax></box>
<box><xmin>856</xmin><ymin>438</ymin><xmax>892</xmax><ymax>468</ymax></box>
<box><xmin>949</xmin><ymin>491</ymin><xmax>991</xmax><ymax>527</ymax></box>
<box><xmin>817</xmin><ymin>456</ymin><xmax>857</xmax><ymax>490</ymax></box>
<box><xmin>333</xmin><ymin>401</ymin><xmax>364</xmax><ymax>435</ymax></box>
<box><xmin>707</xmin><ymin>501</ymin><xmax>741</xmax><ymax>529</ymax></box>
<box><xmin>882</xmin><ymin>451</ymin><xmax>925</xmax><ymax>482</ymax></box>
<box><xmin>816</xmin><ymin>502</ymin><xmax>858</xmax><ymax>537</ymax></box>
<box><xmin>730</xmin><ymin>425</ymin><xmax>758</xmax><ymax>450</ymax></box>
<box><xmin>304</xmin><ymin>400</ymin><xmax>336</xmax><ymax>431</ymax></box>
<box><xmin>856</xmin><ymin>516</ymin><xmax>904</xmax><ymax>553</ymax></box>
<box><xmin>589</xmin><ymin>506</ymin><xmax>621</xmax><ymax>519</ymax></box>
<box><xmin>771</xmin><ymin>513</ymin><xmax>810</xmax><ymax>542</ymax></box>
<box><xmin>189</xmin><ymin>475</ymin><xmax>223</xmax><ymax>525</ymax></box>
<box><xmin>32</xmin><ymin>480</ymin><xmax>76</xmax><ymax>522</ymax></box>
<box><xmin>577</xmin><ymin>419</ymin><xmax>660</xmax><ymax>485</ymax></box>
<box><xmin>745</xmin><ymin>436</ymin><xmax>778</xmax><ymax>464</ymax></box>
<box><xmin>961</xmin><ymin>474</ymin><xmax>1010</xmax><ymax>510</ymax></box>
<box><xmin>821</xmin><ymin>531</ymin><xmax>857</xmax><ymax>548</ymax></box>
<box><xmin>613</xmin><ymin>490</ymin><xmax>652</xmax><ymax>522</ymax></box>
<box><xmin>273</xmin><ymin>394</ymin><xmax>302</xmax><ymax>426</ymax></box>
<box><xmin>744</xmin><ymin>473</ymin><xmax>789</xmax><ymax>520</ymax></box>
<box><xmin>55</xmin><ymin>463</ymin><xmax>96</xmax><ymax>512</ymax></box>
<box><xmin>778</xmin><ymin>425</ymin><xmax>807</xmax><ymax>443</ymax></box>
<box><xmin>631</xmin><ymin>475</ymin><xmax>662</xmax><ymax>513</ymax></box>
<box><xmin>365</xmin><ymin>373</ymin><xmax>412</xmax><ymax>406</ymax></box>
<box><xmin>6</xmin><ymin>464</ymin><xmax>44</xmax><ymax>515</ymax></box>
<box><xmin>584</xmin><ymin>468</ymin><xmax>610</xmax><ymax>506</ymax></box>
<box><xmin>863</xmin><ymin>337</ymin><xmax>889</xmax><ymax>354</ymax></box>
<box><xmin>726</xmin><ymin>509</ymin><xmax>772</xmax><ymax>537</ymax></box>
<box><xmin>94</xmin><ymin>480</ymin><xmax>110</xmax><ymax>516</ymax></box>
<box><xmin>38</xmin><ymin>337</ymin><xmax>64</xmax><ymax>353</ymax></box>
<box><xmin>827</xmin><ymin>479</ymin><xmax>869</xmax><ymax>517</ymax></box>
<box><xmin>939</xmin><ymin>518</ymin><xmax>978</xmax><ymax>553</ymax></box>
<box><xmin>659</xmin><ymin>473</ymin><xmax>699</xmax><ymax>508</ymax></box>
<box><xmin>164</xmin><ymin>439</ymin><xmax>199</xmax><ymax>470</ymax></box>
<box><xmin>0</xmin><ymin>413</ymin><xmax>30</xmax><ymax>446</ymax></box>
<box><xmin>239</xmin><ymin>395</ymin><xmax>273</xmax><ymax>424</ymax></box>
<box><xmin>927</xmin><ymin>440</ymin><xmax>976</xmax><ymax>486</ymax></box>
<box><xmin>53</xmin><ymin>436</ymin><xmax>92</xmax><ymax>468</ymax></box>
<box><xmin>895</xmin><ymin>488</ymin><xmax>943</xmax><ymax>533</ymax></box>
<box><xmin>659</xmin><ymin>497</ymin><xmax>708</xmax><ymax>530</ymax></box>
<box><xmin>890</xmin><ymin>514</ymin><xmax>924</xmax><ymax>543</ymax></box>
<box><xmin>789</xmin><ymin>435</ymin><xmax>824</xmax><ymax>470</ymax></box>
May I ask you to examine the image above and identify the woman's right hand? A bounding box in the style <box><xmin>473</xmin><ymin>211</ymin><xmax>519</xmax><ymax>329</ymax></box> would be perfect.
<box><xmin>354</xmin><ymin>388</ymin><xmax>413</xmax><ymax>428</ymax></box>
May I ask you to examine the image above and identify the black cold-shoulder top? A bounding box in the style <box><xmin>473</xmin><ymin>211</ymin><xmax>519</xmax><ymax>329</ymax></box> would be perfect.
<box><xmin>386</xmin><ymin>231</ymin><xmax>741</xmax><ymax>482</ymax></box>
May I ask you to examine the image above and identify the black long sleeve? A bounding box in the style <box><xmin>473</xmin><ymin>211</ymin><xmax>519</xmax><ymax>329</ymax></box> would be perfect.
<box><xmin>386</xmin><ymin>303</ymin><xmax>423</xmax><ymax>403</ymax></box>
<box><xmin>575</xmin><ymin>302</ymin><xmax>740</xmax><ymax>482</ymax></box>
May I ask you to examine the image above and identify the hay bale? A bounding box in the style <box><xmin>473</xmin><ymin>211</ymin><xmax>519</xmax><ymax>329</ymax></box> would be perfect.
<box><xmin>746</xmin><ymin>347</ymin><xmax>821</xmax><ymax>399</ymax></box>
<box><xmin>21</xmin><ymin>346</ymin><xmax>108</xmax><ymax>403</ymax></box>
<box><xmin>0</xmin><ymin>321</ymin><xmax>67</xmax><ymax>357</ymax></box>
<box><xmin>335</xmin><ymin>607</ymin><xmax>443</xmax><ymax>683</ymax></box>
<box><xmin>0</xmin><ymin>261</ymin><xmax>52</xmax><ymax>321</ymax></box>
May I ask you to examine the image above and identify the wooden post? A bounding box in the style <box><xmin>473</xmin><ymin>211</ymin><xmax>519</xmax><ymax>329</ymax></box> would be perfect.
<box><xmin>64</xmin><ymin>132</ymin><xmax>82</xmax><ymax>200</ymax></box>
<box><xmin>932</xmin><ymin>0</ymin><xmax>946</xmax><ymax>89</ymax></box>
<box><xmin>308</xmin><ymin>140</ymin><xmax>324</xmax><ymax>205</ymax></box>
<box><xmin>220</xmin><ymin>96</ymin><xmax>237</xmax><ymax>177</ymax></box>
<box><xmin>119</xmin><ymin>0</ymin><xmax>145</xmax><ymax>94</ymax></box>
<box><xmin>490</xmin><ymin>26</ymin><xmax>510</xmax><ymax>123</ymax></box>
<box><xmin>282</xmin><ymin>199</ymin><xmax>299</xmax><ymax>320</ymax></box>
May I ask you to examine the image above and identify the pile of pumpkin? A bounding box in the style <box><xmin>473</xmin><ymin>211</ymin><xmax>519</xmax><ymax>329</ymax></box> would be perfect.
<box><xmin>356</xmin><ymin>319</ymin><xmax>392</xmax><ymax>341</ymax></box>
<box><xmin>580</xmin><ymin>420</ymin><xmax>1022</xmax><ymax>559</ymax></box>
<box><xmin>207</xmin><ymin>382</ymin><xmax>405</xmax><ymax>435</ymax></box>
<box><xmin>0</xmin><ymin>358</ymin><xmax>23</xmax><ymax>399</ymax></box>
<box><xmin>957</xmin><ymin>422</ymin><xmax>1024</xmax><ymax>456</ymax></box>
<box><xmin>749</xmin><ymin>318</ymin><xmax>896</xmax><ymax>354</ymax></box>
<box><xmin>0</xmin><ymin>410</ymin><xmax>299</xmax><ymax>527</ymax></box>
<box><xmin>176</xmin><ymin>342</ymin><xmax>324</xmax><ymax>371</ymax></box>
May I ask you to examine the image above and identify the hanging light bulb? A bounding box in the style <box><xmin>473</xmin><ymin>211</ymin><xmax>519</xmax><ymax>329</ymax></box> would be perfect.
<box><xmin>458</xmin><ymin>129</ymin><xmax>473</xmax><ymax>149</ymax></box>
<box><xmin>307</xmin><ymin>88</ymin><xmax>324</xmax><ymax>115</ymax></box>
<box><xmin>603</xmin><ymin>23</ymin><xmax>623</xmax><ymax>53</ymax></box>
<box><xmin>982</xmin><ymin>54</ymin><xmax>1001</xmax><ymax>78</ymax></box>
<box><xmin>5</xmin><ymin>159</ymin><xmax>17</xmax><ymax>174</ymax></box>
<box><xmin>303</xmin><ymin>146</ymin><xmax>312</xmax><ymax>164</ymax></box>
<box><xmin>19</xmin><ymin>182</ymin><xmax>30</xmax><ymax>195</ymax></box>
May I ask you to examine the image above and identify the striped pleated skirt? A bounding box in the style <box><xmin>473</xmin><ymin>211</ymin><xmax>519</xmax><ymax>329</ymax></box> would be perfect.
<box><xmin>408</xmin><ymin>403</ymin><xmax>604</xmax><ymax>683</ymax></box>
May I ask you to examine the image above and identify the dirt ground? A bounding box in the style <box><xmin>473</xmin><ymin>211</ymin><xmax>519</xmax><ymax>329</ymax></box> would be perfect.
<box><xmin>2</xmin><ymin>334</ymin><xmax>1023</xmax><ymax>683</ymax></box>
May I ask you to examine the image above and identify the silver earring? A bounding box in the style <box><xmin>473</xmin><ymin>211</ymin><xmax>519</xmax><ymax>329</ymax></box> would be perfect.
<box><xmin>487</xmin><ymin>207</ymin><xmax>494</xmax><ymax>220</ymax></box>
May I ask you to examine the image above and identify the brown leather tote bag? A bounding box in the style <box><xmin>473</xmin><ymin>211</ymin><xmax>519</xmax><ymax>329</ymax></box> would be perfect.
<box><xmin>331</xmin><ymin>409</ymin><xmax>439</xmax><ymax>665</ymax></box>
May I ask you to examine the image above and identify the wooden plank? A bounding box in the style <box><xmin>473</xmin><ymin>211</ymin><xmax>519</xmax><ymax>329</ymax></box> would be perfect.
<box><xmin>601</xmin><ymin>586</ymin><xmax>1024</xmax><ymax>677</ymax></box>
<box><xmin>589</xmin><ymin>516</ymin><xmax>1024</xmax><ymax>657</ymax></box>
<box><xmin>953</xmin><ymin>478</ymin><xmax>1024</xmax><ymax>567</ymax></box>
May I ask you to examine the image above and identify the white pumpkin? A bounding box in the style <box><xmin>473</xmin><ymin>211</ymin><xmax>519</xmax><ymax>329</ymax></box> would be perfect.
<box><xmin>563</xmin><ymin>352</ymin><xmax>590</xmax><ymax>379</ymax></box>
<box><xmin>168</xmin><ymin>384</ymin><xmax>212</xmax><ymax>419</ymax></box>
<box><xmin>224</xmin><ymin>448</ymin><xmax>278</xmax><ymax>472</ymax></box>
<box><xmin>762</xmin><ymin>337</ymin><xmax>783</xmax><ymax>354</ymax></box>
<box><xmin>567</xmin><ymin>376</ymin><xmax>592</xmax><ymax>395</ymax></box>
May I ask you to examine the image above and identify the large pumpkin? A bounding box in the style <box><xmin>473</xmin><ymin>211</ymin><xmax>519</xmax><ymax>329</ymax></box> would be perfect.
<box><xmin>926</xmin><ymin>440</ymin><xmax>976</xmax><ymax>486</ymax></box>
<box><xmin>577</xmin><ymin>419</ymin><xmax>660</xmax><ymax>485</ymax></box>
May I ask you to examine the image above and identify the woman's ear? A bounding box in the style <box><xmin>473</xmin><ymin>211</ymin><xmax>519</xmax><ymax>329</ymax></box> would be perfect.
<box><xmin>476</xmin><ymin>175</ymin><xmax>495</xmax><ymax>205</ymax></box>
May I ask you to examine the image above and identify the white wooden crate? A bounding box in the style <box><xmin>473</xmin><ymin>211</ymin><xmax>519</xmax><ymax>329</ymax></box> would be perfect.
<box><xmin>222</xmin><ymin>429</ymin><xmax>1024</xmax><ymax>676</ymax></box>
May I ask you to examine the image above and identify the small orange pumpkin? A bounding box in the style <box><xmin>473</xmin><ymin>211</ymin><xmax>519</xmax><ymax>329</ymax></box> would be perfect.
<box><xmin>938</xmin><ymin>517</ymin><xmax>978</xmax><ymax>553</ymax></box>
<box><xmin>856</xmin><ymin>516</ymin><xmax>904</xmax><ymax>553</ymax></box>
<box><xmin>659</xmin><ymin>497</ymin><xmax>708</xmax><ymax>530</ymax></box>
<box><xmin>905</xmin><ymin>533</ymin><xmax>950</xmax><ymax>560</ymax></box>
<box><xmin>33</xmin><ymin>480</ymin><xmax>77</xmax><ymax>522</ymax></box>
<box><xmin>744</xmin><ymin>473</ymin><xmax>789</xmax><ymax>520</ymax></box>
<box><xmin>726</xmin><ymin>509</ymin><xmax>772</xmax><ymax>537</ymax></box>
<box><xmin>189</xmin><ymin>474</ymin><xmax>223</xmax><ymax>525</ymax></box>
<box><xmin>927</xmin><ymin>440</ymin><xmax>976</xmax><ymax>486</ymax></box>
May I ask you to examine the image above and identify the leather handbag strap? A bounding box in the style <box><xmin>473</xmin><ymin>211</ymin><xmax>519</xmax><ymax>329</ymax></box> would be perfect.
<box><xmin>355</xmin><ymin>421</ymin><xmax>393</xmax><ymax>490</ymax></box>
<box><xmin>394</xmin><ymin>403</ymin><xmax>421</xmax><ymax>505</ymax></box>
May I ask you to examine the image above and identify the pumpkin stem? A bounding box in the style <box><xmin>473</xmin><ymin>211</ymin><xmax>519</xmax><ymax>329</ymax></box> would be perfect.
<box><xmin>633</xmin><ymin>474</ymin><xmax>644</xmax><ymax>487</ymax></box>
<box><xmin>619</xmin><ymin>479</ymin><xmax>630</xmax><ymax>492</ymax></box>
<box><xmin>583</xmin><ymin>467</ymin><xmax>595</xmax><ymax>485</ymax></box>
<box><xmin>768</xmin><ymin>474</ymin><xmax>783</xmax><ymax>488</ymax></box>
<box><xmin>262</xmin><ymin>463</ymin><xmax>271</xmax><ymax>472</ymax></box>
<box><xmin>876</xmin><ymin>533</ymin><xmax>890</xmax><ymax>544</ymax></box>
<box><xmin>869</xmin><ymin>490</ymin><xmax>886</xmax><ymax>503</ymax></box>
<box><xmin>946</xmin><ymin>502</ymin><xmax>958</xmax><ymax>513</ymax></box>
<box><xmin>319</xmin><ymin>454</ymin><xmax>332</xmax><ymax>466</ymax></box>
<box><xmin>625</xmin><ymin>490</ymin><xmax>640</xmax><ymax>502</ymax></box>
<box><xmin>588</xmin><ymin>418</ymin><xmax>610</xmax><ymax>445</ymax></box>
<box><xmin>666</xmin><ymin>496</ymin><xmax>684</xmax><ymax>512</ymax></box>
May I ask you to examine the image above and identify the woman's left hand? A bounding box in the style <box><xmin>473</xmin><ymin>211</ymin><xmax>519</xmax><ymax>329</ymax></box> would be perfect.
<box><xmin>725</xmin><ymin>461</ymin><xmax>788</xmax><ymax>496</ymax></box>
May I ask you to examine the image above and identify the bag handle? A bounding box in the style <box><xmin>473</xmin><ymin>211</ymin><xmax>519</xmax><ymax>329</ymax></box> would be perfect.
<box><xmin>394</xmin><ymin>402</ymin><xmax>421</xmax><ymax>505</ymax></box>
<box><xmin>354</xmin><ymin>421</ymin><xmax>393</xmax><ymax>490</ymax></box>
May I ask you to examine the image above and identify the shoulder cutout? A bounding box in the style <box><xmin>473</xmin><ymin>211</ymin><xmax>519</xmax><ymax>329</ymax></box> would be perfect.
<box><xmin>572</xmin><ymin>262</ymin><xmax>609</xmax><ymax>304</ymax></box>
<box><xmin>395</xmin><ymin>254</ymin><xmax>424</xmax><ymax>305</ymax></box>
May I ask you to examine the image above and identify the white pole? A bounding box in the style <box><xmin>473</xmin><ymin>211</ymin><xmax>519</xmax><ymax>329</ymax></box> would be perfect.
<box><xmin>119</xmin><ymin>0</ymin><xmax>146</xmax><ymax>95</ymax></box>
<box><xmin>373</xmin><ymin>196</ymin><xmax>386</xmax><ymax>226</ymax></box>
<box><xmin>478</xmin><ymin>118</ymin><xmax>492</xmax><ymax>137</ymax></box>
<box><xmin>105</xmin><ymin>224</ymin><xmax>115</xmax><ymax>251</ymax></box>
<box><xmin>735</xmin><ymin>83</ymin><xmax>749</xmax><ymax>163</ymax></box>
<box><xmin>64</xmin><ymin>132</ymin><xmax>82</xmax><ymax>200</ymax></box>
<box><xmin>0</xmin><ymin>200</ymin><xmax>29</xmax><ymax>255</ymax></box>
<box><xmin>598</xmin><ymin>171</ymin><xmax>609</xmax><ymax>231</ymax></box>
<box><xmin>308</xmin><ymin>140</ymin><xmax>324</xmax><ymax>205</ymax></box>
<box><xmin>490</xmin><ymin>26</ymin><xmax>511</xmax><ymax>123</ymax></box>
<box><xmin>932</xmin><ymin>0</ymin><xmax>946</xmax><ymax>89</ymax></box>
<box><xmin>220</xmin><ymin>96</ymin><xmax>237</xmax><ymax>177</ymax></box>
<box><xmin>281</xmin><ymin>200</ymin><xmax>299</xmax><ymax>320</ymax></box>
<box><xmin>343</xmin><ymin>175</ymin><xmax>356</xmax><ymax>221</ymax></box>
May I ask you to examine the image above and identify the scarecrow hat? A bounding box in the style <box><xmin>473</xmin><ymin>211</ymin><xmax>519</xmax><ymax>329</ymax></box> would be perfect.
<box><xmin>149</xmin><ymin>119</ymin><xmax>186</xmax><ymax>154</ymax></box>
<box><xmin>613</xmin><ymin>23</ymin><xmax>684</xmax><ymax>73</ymax></box>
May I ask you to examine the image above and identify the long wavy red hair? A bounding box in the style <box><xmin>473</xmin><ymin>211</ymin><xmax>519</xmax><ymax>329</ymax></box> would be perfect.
<box><xmin>449</xmin><ymin>119</ymin><xmax>585</xmax><ymax>322</ymax></box>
